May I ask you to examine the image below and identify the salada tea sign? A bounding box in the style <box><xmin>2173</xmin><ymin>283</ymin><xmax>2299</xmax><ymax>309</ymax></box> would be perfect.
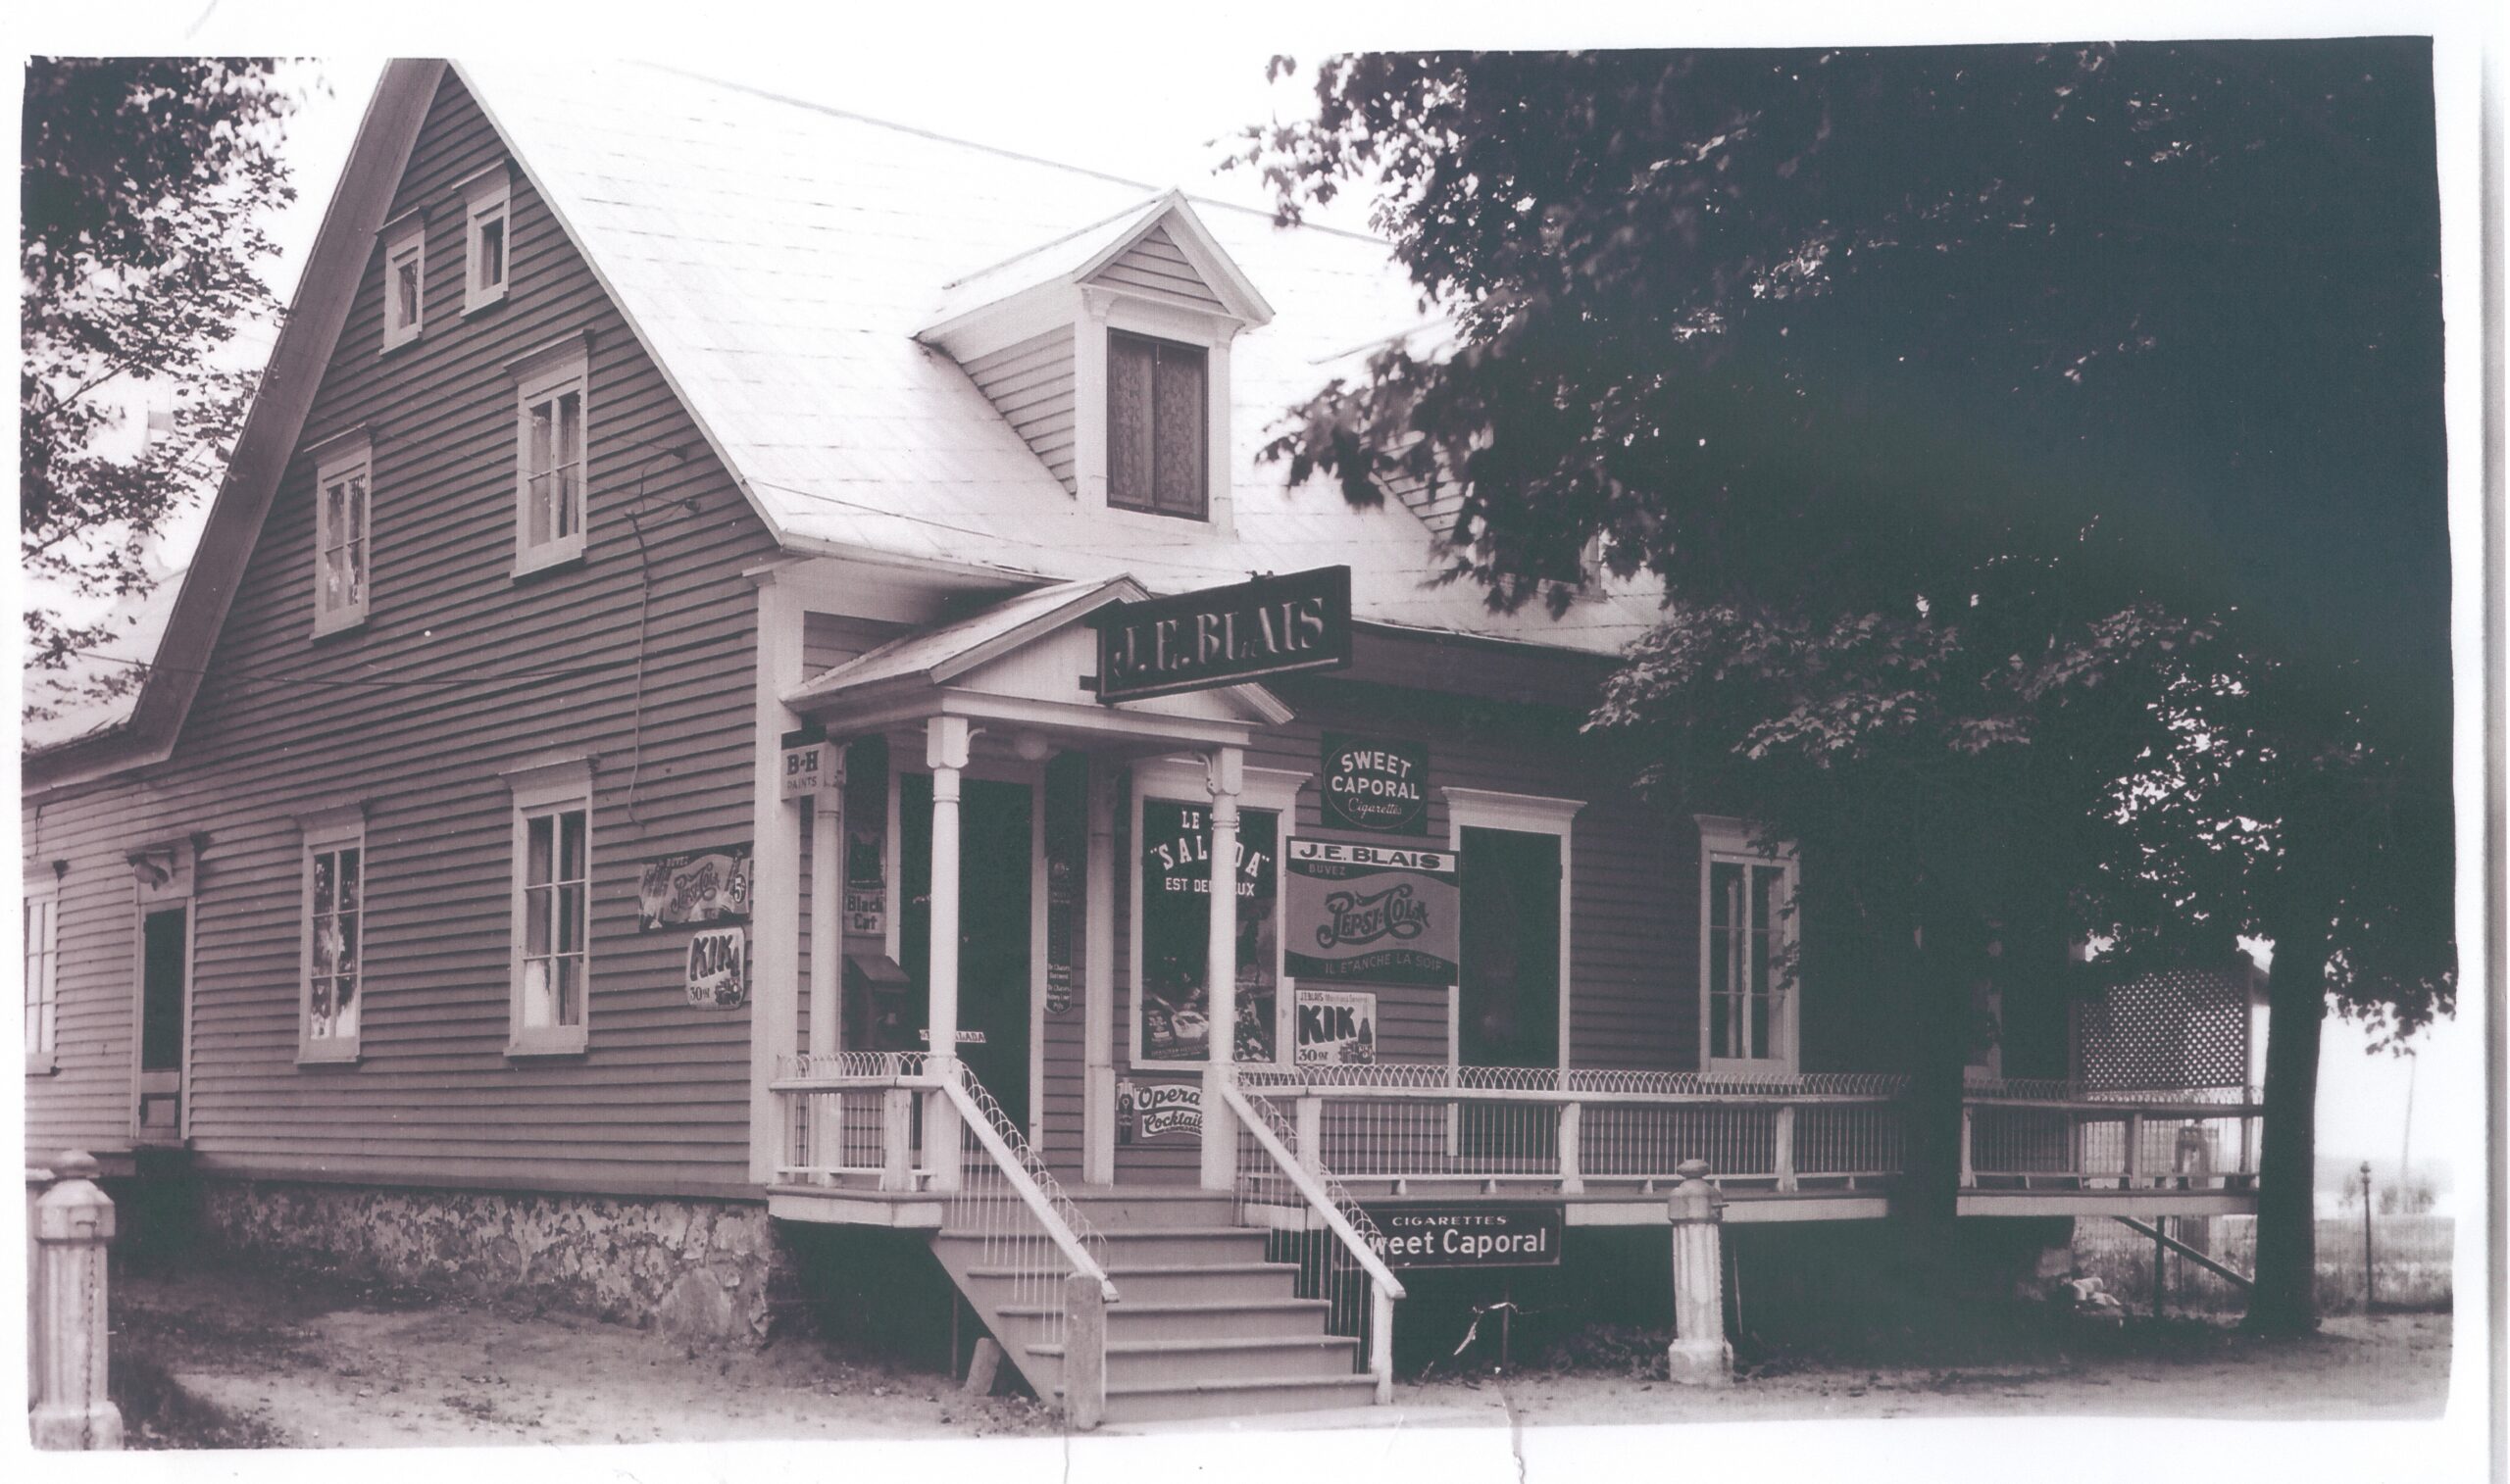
<box><xmin>1137</xmin><ymin>799</ymin><xmax>1280</xmax><ymax>1064</ymax></box>
<box><xmin>1282</xmin><ymin>838</ymin><xmax>1459</xmax><ymax>987</ymax></box>
<box><xmin>1295</xmin><ymin>988</ymin><xmax>1380</xmax><ymax>1064</ymax></box>
<box><xmin>1095</xmin><ymin>566</ymin><xmax>1351</xmax><ymax>703</ymax></box>
<box><xmin>684</xmin><ymin>926</ymin><xmax>749</xmax><ymax>1009</ymax></box>
<box><xmin>1368</xmin><ymin>1205</ymin><xmax>1564</xmax><ymax>1269</ymax></box>
<box><xmin>636</xmin><ymin>844</ymin><xmax>755</xmax><ymax>931</ymax></box>
<box><xmin>1321</xmin><ymin>733</ymin><xmax>1428</xmax><ymax>834</ymax></box>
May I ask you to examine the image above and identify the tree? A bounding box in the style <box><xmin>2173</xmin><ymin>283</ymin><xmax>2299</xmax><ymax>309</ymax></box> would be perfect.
<box><xmin>1241</xmin><ymin>43</ymin><xmax>2453</xmax><ymax>1330</ymax></box>
<box><xmin>22</xmin><ymin>58</ymin><xmax>297</xmax><ymax>717</ymax></box>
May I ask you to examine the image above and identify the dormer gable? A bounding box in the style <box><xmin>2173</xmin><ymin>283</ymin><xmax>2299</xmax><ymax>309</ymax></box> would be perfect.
<box><xmin>918</xmin><ymin>192</ymin><xmax>1271</xmax><ymax>534</ymax></box>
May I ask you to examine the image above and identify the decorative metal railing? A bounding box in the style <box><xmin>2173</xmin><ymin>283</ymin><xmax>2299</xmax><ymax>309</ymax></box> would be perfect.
<box><xmin>773</xmin><ymin>1052</ymin><xmax>935</xmax><ymax>1187</ymax></box>
<box><xmin>1224</xmin><ymin>1079</ymin><xmax>1404</xmax><ymax>1404</ymax></box>
<box><xmin>933</xmin><ymin>1063</ymin><xmax>1118</xmax><ymax>1344</ymax></box>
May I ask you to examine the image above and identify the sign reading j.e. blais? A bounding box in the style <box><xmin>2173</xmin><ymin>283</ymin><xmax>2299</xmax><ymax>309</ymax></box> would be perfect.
<box><xmin>1094</xmin><ymin>567</ymin><xmax>1351</xmax><ymax>703</ymax></box>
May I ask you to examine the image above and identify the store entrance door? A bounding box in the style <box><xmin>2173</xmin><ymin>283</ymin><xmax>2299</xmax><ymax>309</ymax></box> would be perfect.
<box><xmin>901</xmin><ymin>774</ymin><xmax>1035</xmax><ymax>1127</ymax></box>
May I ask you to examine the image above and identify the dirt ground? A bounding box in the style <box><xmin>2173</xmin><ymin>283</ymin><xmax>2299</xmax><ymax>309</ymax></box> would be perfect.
<box><xmin>108</xmin><ymin>1258</ymin><xmax>2449</xmax><ymax>1448</ymax></box>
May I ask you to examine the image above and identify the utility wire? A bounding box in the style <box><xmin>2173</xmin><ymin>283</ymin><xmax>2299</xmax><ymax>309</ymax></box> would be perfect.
<box><xmin>66</xmin><ymin>645</ymin><xmax>634</xmax><ymax>692</ymax></box>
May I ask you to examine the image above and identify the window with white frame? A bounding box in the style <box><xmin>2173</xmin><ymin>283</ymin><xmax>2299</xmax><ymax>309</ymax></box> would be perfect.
<box><xmin>506</xmin><ymin>762</ymin><xmax>592</xmax><ymax>1054</ymax></box>
<box><xmin>25</xmin><ymin>873</ymin><xmax>59</xmax><ymax>1071</ymax></box>
<box><xmin>462</xmin><ymin>167</ymin><xmax>511</xmax><ymax>313</ymax></box>
<box><xmin>380</xmin><ymin>214</ymin><xmax>426</xmax><ymax>350</ymax></box>
<box><xmin>1106</xmin><ymin>331</ymin><xmax>1208</xmax><ymax>519</ymax></box>
<box><xmin>1445</xmin><ymin>788</ymin><xmax>1581</xmax><ymax>1074</ymax></box>
<box><xmin>1697</xmin><ymin>816</ymin><xmax>1799</xmax><ymax>1075</ymax></box>
<box><xmin>510</xmin><ymin>338</ymin><xmax>589</xmax><ymax>572</ymax></box>
<box><xmin>298</xmin><ymin>808</ymin><xmax>366</xmax><ymax>1063</ymax></box>
<box><xmin>1129</xmin><ymin>761</ymin><xmax>1304</xmax><ymax>1068</ymax></box>
<box><xmin>312</xmin><ymin>434</ymin><xmax>372</xmax><ymax>632</ymax></box>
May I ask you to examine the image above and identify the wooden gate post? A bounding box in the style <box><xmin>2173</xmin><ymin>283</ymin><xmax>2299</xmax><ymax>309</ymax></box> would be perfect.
<box><xmin>1665</xmin><ymin>1158</ymin><xmax>1733</xmax><ymax>1387</ymax></box>
<box><xmin>30</xmin><ymin>1152</ymin><xmax>123</xmax><ymax>1450</ymax></box>
<box><xmin>1064</xmin><ymin>1272</ymin><xmax>1107</xmax><ymax>1430</ymax></box>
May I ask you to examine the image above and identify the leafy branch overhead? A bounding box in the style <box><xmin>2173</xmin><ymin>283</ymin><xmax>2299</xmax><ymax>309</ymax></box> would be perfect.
<box><xmin>22</xmin><ymin>58</ymin><xmax>298</xmax><ymax>717</ymax></box>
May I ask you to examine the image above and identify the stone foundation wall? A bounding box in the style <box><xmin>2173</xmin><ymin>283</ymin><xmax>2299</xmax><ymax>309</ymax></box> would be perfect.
<box><xmin>195</xmin><ymin>1180</ymin><xmax>789</xmax><ymax>1345</ymax></box>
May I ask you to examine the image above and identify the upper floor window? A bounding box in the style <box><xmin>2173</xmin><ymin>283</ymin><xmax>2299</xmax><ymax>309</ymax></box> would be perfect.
<box><xmin>462</xmin><ymin>167</ymin><xmax>511</xmax><ymax>314</ymax></box>
<box><xmin>312</xmin><ymin>434</ymin><xmax>372</xmax><ymax>633</ymax></box>
<box><xmin>509</xmin><ymin>336</ymin><xmax>590</xmax><ymax>573</ymax></box>
<box><xmin>381</xmin><ymin>214</ymin><xmax>425</xmax><ymax>351</ymax></box>
<box><xmin>1106</xmin><ymin>331</ymin><xmax>1207</xmax><ymax>519</ymax></box>
<box><xmin>25</xmin><ymin>873</ymin><xmax>59</xmax><ymax>1072</ymax></box>
<box><xmin>1697</xmin><ymin>816</ymin><xmax>1799</xmax><ymax>1076</ymax></box>
<box><xmin>505</xmin><ymin>761</ymin><xmax>592</xmax><ymax>1056</ymax></box>
<box><xmin>298</xmin><ymin>808</ymin><xmax>365</xmax><ymax>1064</ymax></box>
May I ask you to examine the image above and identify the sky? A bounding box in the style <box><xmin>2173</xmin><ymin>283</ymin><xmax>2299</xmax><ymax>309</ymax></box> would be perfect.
<box><xmin>19</xmin><ymin>2</ymin><xmax>2494</xmax><ymax>1202</ymax></box>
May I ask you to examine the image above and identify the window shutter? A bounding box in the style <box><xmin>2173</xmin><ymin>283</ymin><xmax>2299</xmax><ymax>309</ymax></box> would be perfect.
<box><xmin>1108</xmin><ymin>335</ymin><xmax>1155</xmax><ymax>507</ymax></box>
<box><xmin>1150</xmin><ymin>344</ymin><xmax>1205</xmax><ymax>516</ymax></box>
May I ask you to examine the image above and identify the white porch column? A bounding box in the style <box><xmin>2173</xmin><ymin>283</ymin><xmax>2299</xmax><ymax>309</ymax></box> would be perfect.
<box><xmin>807</xmin><ymin>762</ymin><xmax>845</xmax><ymax>1061</ymax></box>
<box><xmin>1082</xmin><ymin>756</ymin><xmax>1119</xmax><ymax>1186</ymax></box>
<box><xmin>925</xmin><ymin>715</ymin><xmax>972</xmax><ymax>1191</ymax></box>
<box><xmin>747</xmin><ymin>579</ymin><xmax>805</xmax><ymax>1186</ymax></box>
<box><xmin>1200</xmin><ymin>745</ymin><xmax>1243</xmax><ymax>1191</ymax></box>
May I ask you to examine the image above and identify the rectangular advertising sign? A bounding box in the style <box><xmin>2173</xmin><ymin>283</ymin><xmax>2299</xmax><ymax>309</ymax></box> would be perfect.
<box><xmin>1367</xmin><ymin>1205</ymin><xmax>1565</xmax><ymax>1269</ymax></box>
<box><xmin>635</xmin><ymin>845</ymin><xmax>755</xmax><ymax>932</ymax></box>
<box><xmin>1094</xmin><ymin>566</ymin><xmax>1351</xmax><ymax>703</ymax></box>
<box><xmin>1281</xmin><ymin>837</ymin><xmax>1459</xmax><ymax>987</ymax></box>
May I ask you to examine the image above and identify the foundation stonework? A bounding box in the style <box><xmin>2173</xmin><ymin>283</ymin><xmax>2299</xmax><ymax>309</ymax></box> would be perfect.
<box><xmin>196</xmin><ymin>1180</ymin><xmax>787</xmax><ymax>1345</ymax></box>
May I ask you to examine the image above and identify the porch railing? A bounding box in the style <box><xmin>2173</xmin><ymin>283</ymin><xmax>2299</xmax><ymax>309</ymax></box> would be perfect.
<box><xmin>1961</xmin><ymin>1079</ymin><xmax>2263</xmax><ymax>1190</ymax></box>
<box><xmin>1223</xmin><ymin>1079</ymin><xmax>1405</xmax><ymax>1404</ymax></box>
<box><xmin>1239</xmin><ymin>1064</ymin><xmax>1909</xmax><ymax>1194</ymax></box>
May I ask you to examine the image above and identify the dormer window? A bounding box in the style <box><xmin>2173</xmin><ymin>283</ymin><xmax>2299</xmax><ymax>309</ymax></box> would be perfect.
<box><xmin>461</xmin><ymin>166</ymin><xmax>511</xmax><ymax>314</ymax></box>
<box><xmin>381</xmin><ymin>214</ymin><xmax>425</xmax><ymax>351</ymax></box>
<box><xmin>1106</xmin><ymin>332</ymin><xmax>1207</xmax><ymax>519</ymax></box>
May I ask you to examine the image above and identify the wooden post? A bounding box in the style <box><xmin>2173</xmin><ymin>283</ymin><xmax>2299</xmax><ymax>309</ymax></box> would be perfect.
<box><xmin>1559</xmin><ymin>1100</ymin><xmax>1586</xmax><ymax>1195</ymax></box>
<box><xmin>1772</xmin><ymin>1104</ymin><xmax>1796</xmax><ymax>1193</ymax></box>
<box><xmin>1064</xmin><ymin>1273</ymin><xmax>1108</xmax><ymax>1430</ymax></box>
<box><xmin>1081</xmin><ymin>759</ymin><xmax>1119</xmax><ymax>1187</ymax></box>
<box><xmin>807</xmin><ymin>771</ymin><xmax>846</xmax><ymax>1186</ymax></box>
<box><xmin>1958</xmin><ymin>1104</ymin><xmax>1976</xmax><ymax>1188</ymax></box>
<box><xmin>2123</xmin><ymin>1113</ymin><xmax>2144</xmax><ymax>1190</ymax></box>
<box><xmin>1296</xmin><ymin>1096</ymin><xmax>1325</xmax><ymax>1175</ymax></box>
<box><xmin>925</xmin><ymin>717</ymin><xmax>970</xmax><ymax>1192</ymax></box>
<box><xmin>1371</xmin><ymin>1279</ymin><xmax>1397</xmax><ymax>1405</ymax></box>
<box><xmin>31</xmin><ymin>1152</ymin><xmax>123</xmax><ymax>1450</ymax></box>
<box><xmin>880</xmin><ymin>1087</ymin><xmax>915</xmax><ymax>1191</ymax></box>
<box><xmin>1665</xmin><ymin>1158</ymin><xmax>1732</xmax><ymax>1387</ymax></box>
<box><xmin>962</xmin><ymin>1337</ymin><xmax>1003</xmax><ymax>1396</ymax></box>
<box><xmin>1199</xmin><ymin>746</ymin><xmax>1243</xmax><ymax>1192</ymax></box>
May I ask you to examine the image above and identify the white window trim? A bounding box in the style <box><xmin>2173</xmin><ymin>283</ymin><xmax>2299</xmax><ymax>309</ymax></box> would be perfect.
<box><xmin>1128</xmin><ymin>759</ymin><xmax>1304</xmax><ymax>1071</ymax></box>
<box><xmin>1076</xmin><ymin>287</ymin><xmax>1239</xmax><ymax>537</ymax></box>
<box><xmin>25</xmin><ymin>870</ymin><xmax>60</xmax><ymax>1074</ymax></box>
<box><xmin>504</xmin><ymin>759</ymin><xmax>594</xmax><ymax>1056</ymax></box>
<box><xmin>508</xmin><ymin>333</ymin><xmax>592</xmax><ymax>575</ymax></box>
<box><xmin>310</xmin><ymin>431</ymin><xmax>373</xmax><ymax>635</ymax></box>
<box><xmin>1695</xmin><ymin>815</ymin><xmax>1801</xmax><ymax>1078</ymax></box>
<box><xmin>380</xmin><ymin>212</ymin><xmax>426</xmax><ymax>352</ymax></box>
<box><xmin>1444</xmin><ymin>787</ymin><xmax>1582</xmax><ymax>1075</ymax></box>
<box><xmin>296</xmin><ymin>805</ymin><xmax>367</xmax><ymax>1064</ymax></box>
<box><xmin>460</xmin><ymin>165</ymin><xmax>512</xmax><ymax>315</ymax></box>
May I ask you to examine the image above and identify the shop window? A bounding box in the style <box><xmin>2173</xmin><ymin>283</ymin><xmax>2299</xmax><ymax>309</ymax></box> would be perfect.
<box><xmin>1445</xmin><ymin>789</ymin><xmax>1581</xmax><ymax>1075</ymax></box>
<box><xmin>1698</xmin><ymin>816</ymin><xmax>1798</xmax><ymax>1075</ymax></box>
<box><xmin>1130</xmin><ymin>762</ymin><xmax>1305</xmax><ymax>1067</ymax></box>
<box><xmin>298</xmin><ymin>808</ymin><xmax>365</xmax><ymax>1063</ymax></box>
<box><xmin>381</xmin><ymin>214</ymin><xmax>425</xmax><ymax>350</ymax></box>
<box><xmin>25</xmin><ymin>873</ymin><xmax>58</xmax><ymax>1071</ymax></box>
<box><xmin>1106</xmin><ymin>332</ymin><xmax>1207</xmax><ymax>519</ymax></box>
<box><xmin>506</xmin><ymin>761</ymin><xmax>591</xmax><ymax>1054</ymax></box>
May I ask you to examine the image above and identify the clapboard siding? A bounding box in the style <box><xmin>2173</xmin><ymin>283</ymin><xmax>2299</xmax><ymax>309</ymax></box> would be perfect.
<box><xmin>1087</xmin><ymin>225</ymin><xmax>1225</xmax><ymax>312</ymax></box>
<box><xmin>961</xmin><ymin>326</ymin><xmax>1078</xmax><ymax>494</ymax></box>
<box><xmin>21</xmin><ymin>72</ymin><xmax>783</xmax><ymax>1192</ymax></box>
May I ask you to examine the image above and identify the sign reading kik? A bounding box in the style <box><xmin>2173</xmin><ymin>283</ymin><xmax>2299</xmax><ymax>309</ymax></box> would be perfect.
<box><xmin>1094</xmin><ymin>566</ymin><xmax>1352</xmax><ymax>703</ymax></box>
<box><xmin>1280</xmin><ymin>837</ymin><xmax>1460</xmax><ymax>987</ymax></box>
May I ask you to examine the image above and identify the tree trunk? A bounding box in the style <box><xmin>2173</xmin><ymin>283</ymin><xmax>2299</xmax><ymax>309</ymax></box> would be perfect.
<box><xmin>1887</xmin><ymin>925</ymin><xmax>1967</xmax><ymax>1315</ymax></box>
<box><xmin>2244</xmin><ymin>925</ymin><xmax>2328</xmax><ymax>1335</ymax></box>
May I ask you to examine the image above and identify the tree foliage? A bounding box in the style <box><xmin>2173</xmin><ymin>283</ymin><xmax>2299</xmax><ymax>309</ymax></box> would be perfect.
<box><xmin>1241</xmin><ymin>42</ymin><xmax>2453</xmax><ymax>1326</ymax></box>
<box><xmin>21</xmin><ymin>57</ymin><xmax>297</xmax><ymax>715</ymax></box>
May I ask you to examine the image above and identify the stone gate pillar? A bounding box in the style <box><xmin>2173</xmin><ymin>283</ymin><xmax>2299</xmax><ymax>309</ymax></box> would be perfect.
<box><xmin>31</xmin><ymin>1151</ymin><xmax>123</xmax><ymax>1450</ymax></box>
<box><xmin>1666</xmin><ymin>1158</ymin><xmax>1733</xmax><ymax>1388</ymax></box>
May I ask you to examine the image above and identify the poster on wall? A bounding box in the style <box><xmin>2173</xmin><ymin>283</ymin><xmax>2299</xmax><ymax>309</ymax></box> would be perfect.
<box><xmin>1282</xmin><ymin>838</ymin><xmax>1460</xmax><ymax>986</ymax></box>
<box><xmin>684</xmin><ymin>926</ymin><xmax>749</xmax><ymax>1009</ymax></box>
<box><xmin>1321</xmin><ymin>733</ymin><xmax>1429</xmax><ymax>834</ymax></box>
<box><xmin>1295</xmin><ymin>988</ymin><xmax>1380</xmax><ymax>1064</ymax></box>
<box><xmin>1137</xmin><ymin>799</ymin><xmax>1280</xmax><ymax>1064</ymax></box>
<box><xmin>843</xmin><ymin>735</ymin><xmax>889</xmax><ymax>937</ymax></box>
<box><xmin>636</xmin><ymin>845</ymin><xmax>754</xmax><ymax>931</ymax></box>
<box><xmin>1120</xmin><ymin>1080</ymin><xmax>1203</xmax><ymax>1141</ymax></box>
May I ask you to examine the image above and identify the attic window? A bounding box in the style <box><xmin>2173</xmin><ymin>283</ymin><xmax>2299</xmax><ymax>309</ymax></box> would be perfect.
<box><xmin>312</xmin><ymin>433</ymin><xmax>373</xmax><ymax>634</ymax></box>
<box><xmin>381</xmin><ymin>215</ymin><xmax>425</xmax><ymax>351</ymax></box>
<box><xmin>1106</xmin><ymin>331</ymin><xmax>1207</xmax><ymax>519</ymax></box>
<box><xmin>462</xmin><ymin>167</ymin><xmax>511</xmax><ymax>314</ymax></box>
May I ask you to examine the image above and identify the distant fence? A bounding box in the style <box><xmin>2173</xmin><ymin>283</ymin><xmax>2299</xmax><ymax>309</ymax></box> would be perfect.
<box><xmin>2074</xmin><ymin>1213</ymin><xmax>2454</xmax><ymax>1313</ymax></box>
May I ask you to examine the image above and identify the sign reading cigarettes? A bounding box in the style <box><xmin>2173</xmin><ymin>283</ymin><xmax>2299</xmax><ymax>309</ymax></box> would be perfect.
<box><xmin>1281</xmin><ymin>838</ymin><xmax>1460</xmax><ymax>987</ymax></box>
<box><xmin>1321</xmin><ymin>733</ymin><xmax>1428</xmax><ymax>834</ymax></box>
<box><xmin>1367</xmin><ymin>1205</ymin><xmax>1564</xmax><ymax>1269</ymax></box>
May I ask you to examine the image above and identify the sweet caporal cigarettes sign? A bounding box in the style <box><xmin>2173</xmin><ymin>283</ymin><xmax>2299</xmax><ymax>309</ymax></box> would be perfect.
<box><xmin>1281</xmin><ymin>838</ymin><xmax>1459</xmax><ymax>987</ymax></box>
<box><xmin>1368</xmin><ymin>1205</ymin><xmax>1564</xmax><ymax>1268</ymax></box>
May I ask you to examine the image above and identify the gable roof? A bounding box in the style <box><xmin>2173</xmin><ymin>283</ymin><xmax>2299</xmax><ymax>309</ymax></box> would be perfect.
<box><xmin>922</xmin><ymin>189</ymin><xmax>1273</xmax><ymax>337</ymax></box>
<box><xmin>30</xmin><ymin>59</ymin><xmax>1662</xmax><ymax>786</ymax></box>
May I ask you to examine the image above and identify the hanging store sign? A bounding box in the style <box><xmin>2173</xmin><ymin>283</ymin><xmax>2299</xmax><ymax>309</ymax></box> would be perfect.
<box><xmin>636</xmin><ymin>844</ymin><xmax>754</xmax><ymax>931</ymax></box>
<box><xmin>1093</xmin><ymin>566</ymin><xmax>1352</xmax><ymax>703</ymax></box>
<box><xmin>779</xmin><ymin>728</ymin><xmax>843</xmax><ymax>800</ymax></box>
<box><xmin>1281</xmin><ymin>838</ymin><xmax>1459</xmax><ymax>987</ymax></box>
<box><xmin>684</xmin><ymin>926</ymin><xmax>749</xmax><ymax>1009</ymax></box>
<box><xmin>1321</xmin><ymin>733</ymin><xmax>1429</xmax><ymax>834</ymax></box>
<box><xmin>1295</xmin><ymin>988</ymin><xmax>1380</xmax><ymax>1065</ymax></box>
<box><xmin>1367</xmin><ymin>1205</ymin><xmax>1564</xmax><ymax>1269</ymax></box>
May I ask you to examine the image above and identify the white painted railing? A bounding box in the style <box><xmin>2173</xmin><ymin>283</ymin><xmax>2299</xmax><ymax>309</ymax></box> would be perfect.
<box><xmin>1961</xmin><ymin>1081</ymin><xmax>2264</xmax><ymax>1190</ymax></box>
<box><xmin>1224</xmin><ymin>1080</ymin><xmax>1406</xmax><ymax>1404</ymax></box>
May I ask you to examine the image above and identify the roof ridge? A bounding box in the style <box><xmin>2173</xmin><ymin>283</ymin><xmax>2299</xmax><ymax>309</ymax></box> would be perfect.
<box><xmin>628</xmin><ymin>61</ymin><xmax>1390</xmax><ymax>247</ymax></box>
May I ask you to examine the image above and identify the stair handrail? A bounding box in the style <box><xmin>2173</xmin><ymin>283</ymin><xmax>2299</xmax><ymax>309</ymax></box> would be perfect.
<box><xmin>937</xmin><ymin>1064</ymin><xmax>1120</xmax><ymax>1304</ymax></box>
<box><xmin>1220</xmin><ymin>1081</ymin><xmax>1406</xmax><ymax>1303</ymax></box>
